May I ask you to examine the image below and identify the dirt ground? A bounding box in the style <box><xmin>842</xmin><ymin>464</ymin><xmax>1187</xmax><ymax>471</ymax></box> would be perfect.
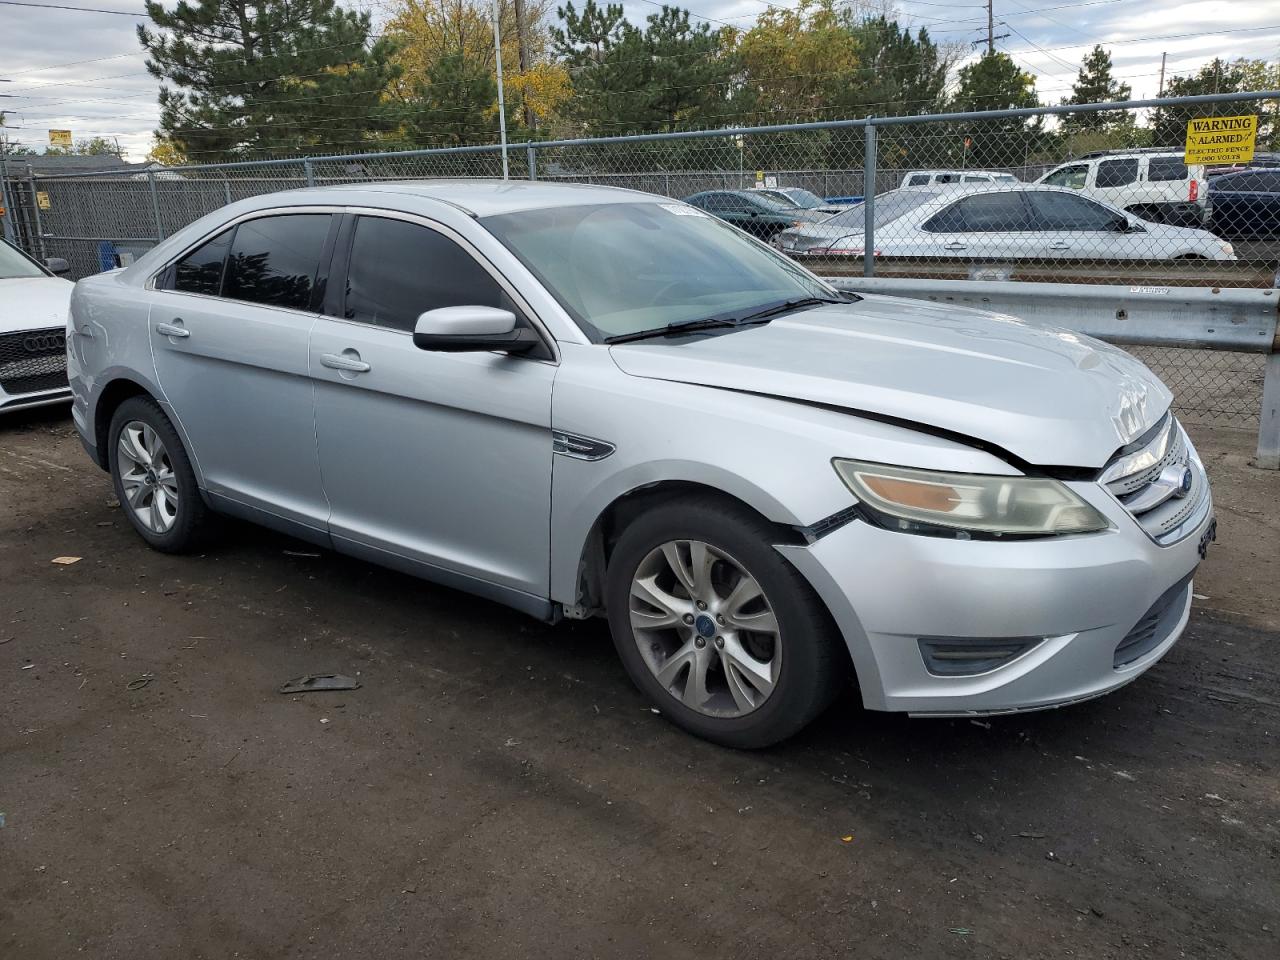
<box><xmin>1</xmin><ymin>407</ymin><xmax>1277</xmax><ymax>960</ymax></box>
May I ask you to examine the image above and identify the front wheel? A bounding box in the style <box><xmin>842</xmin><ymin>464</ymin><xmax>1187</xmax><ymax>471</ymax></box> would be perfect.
<box><xmin>605</xmin><ymin>497</ymin><xmax>848</xmax><ymax>748</ymax></box>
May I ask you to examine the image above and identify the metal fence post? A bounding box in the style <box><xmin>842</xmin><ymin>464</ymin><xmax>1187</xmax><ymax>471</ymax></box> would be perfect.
<box><xmin>27</xmin><ymin>168</ymin><xmax>46</xmax><ymax>260</ymax></box>
<box><xmin>862</xmin><ymin>119</ymin><xmax>876</xmax><ymax>279</ymax></box>
<box><xmin>147</xmin><ymin>171</ymin><xmax>164</xmax><ymax>241</ymax></box>
<box><xmin>223</xmin><ymin>177</ymin><xmax>232</xmax><ymax>206</ymax></box>
<box><xmin>1258</xmin><ymin>351</ymin><xmax>1280</xmax><ymax>469</ymax></box>
<box><xmin>526</xmin><ymin>143</ymin><xmax>538</xmax><ymax>181</ymax></box>
<box><xmin>303</xmin><ymin>158</ymin><xmax>315</xmax><ymax>187</ymax></box>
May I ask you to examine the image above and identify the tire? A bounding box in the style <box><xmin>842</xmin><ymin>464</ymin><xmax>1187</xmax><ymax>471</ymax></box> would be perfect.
<box><xmin>605</xmin><ymin>495</ymin><xmax>848</xmax><ymax>749</ymax></box>
<box><xmin>108</xmin><ymin>396</ymin><xmax>211</xmax><ymax>553</ymax></box>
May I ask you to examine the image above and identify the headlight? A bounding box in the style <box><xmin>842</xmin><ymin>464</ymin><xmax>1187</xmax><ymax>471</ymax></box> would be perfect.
<box><xmin>1218</xmin><ymin>240</ymin><xmax>1235</xmax><ymax>257</ymax></box>
<box><xmin>833</xmin><ymin>460</ymin><xmax>1110</xmax><ymax>537</ymax></box>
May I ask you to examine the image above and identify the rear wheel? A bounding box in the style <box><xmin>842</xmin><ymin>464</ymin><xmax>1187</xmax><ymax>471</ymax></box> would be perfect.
<box><xmin>605</xmin><ymin>496</ymin><xmax>848</xmax><ymax>748</ymax></box>
<box><xmin>108</xmin><ymin>396</ymin><xmax>211</xmax><ymax>552</ymax></box>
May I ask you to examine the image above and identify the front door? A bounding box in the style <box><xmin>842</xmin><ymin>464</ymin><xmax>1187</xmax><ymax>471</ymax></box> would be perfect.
<box><xmin>149</xmin><ymin>212</ymin><xmax>336</xmax><ymax>530</ymax></box>
<box><xmin>309</xmin><ymin>214</ymin><xmax>556</xmax><ymax>605</ymax></box>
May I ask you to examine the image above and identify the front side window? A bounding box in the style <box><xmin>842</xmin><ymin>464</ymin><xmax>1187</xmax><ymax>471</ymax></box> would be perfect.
<box><xmin>1095</xmin><ymin>158</ymin><xmax>1139</xmax><ymax>188</ymax></box>
<box><xmin>1029</xmin><ymin>192</ymin><xmax>1122</xmax><ymax>231</ymax></box>
<box><xmin>481</xmin><ymin>202</ymin><xmax>832</xmax><ymax>341</ymax></box>
<box><xmin>172</xmin><ymin>230</ymin><xmax>231</xmax><ymax>296</ymax></box>
<box><xmin>1042</xmin><ymin>165</ymin><xmax>1088</xmax><ymax>189</ymax></box>
<box><xmin>1148</xmin><ymin>157</ymin><xmax>1188</xmax><ymax>182</ymax></box>
<box><xmin>343</xmin><ymin>217</ymin><xmax>510</xmax><ymax>332</ymax></box>
<box><xmin>907</xmin><ymin>174</ymin><xmax>930</xmax><ymax>186</ymax></box>
<box><xmin>223</xmin><ymin>214</ymin><xmax>332</xmax><ymax>311</ymax></box>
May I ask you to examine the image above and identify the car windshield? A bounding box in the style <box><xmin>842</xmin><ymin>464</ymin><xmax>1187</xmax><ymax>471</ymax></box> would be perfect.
<box><xmin>819</xmin><ymin>191</ymin><xmax>938</xmax><ymax>230</ymax></box>
<box><xmin>0</xmin><ymin>241</ymin><xmax>47</xmax><ymax>280</ymax></box>
<box><xmin>481</xmin><ymin>202</ymin><xmax>834</xmax><ymax>341</ymax></box>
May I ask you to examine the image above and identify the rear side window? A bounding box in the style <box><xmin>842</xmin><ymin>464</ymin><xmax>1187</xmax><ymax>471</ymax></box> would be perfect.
<box><xmin>224</xmin><ymin>214</ymin><xmax>332</xmax><ymax>311</ymax></box>
<box><xmin>343</xmin><ymin>217</ymin><xmax>511</xmax><ymax>332</ymax></box>
<box><xmin>1147</xmin><ymin>157</ymin><xmax>1188</xmax><ymax>182</ymax></box>
<box><xmin>925</xmin><ymin>193</ymin><xmax>1033</xmax><ymax>232</ymax></box>
<box><xmin>172</xmin><ymin>230</ymin><xmax>231</xmax><ymax>296</ymax></box>
<box><xmin>1029</xmin><ymin>192</ymin><xmax>1120</xmax><ymax>231</ymax></box>
<box><xmin>1095</xmin><ymin>158</ymin><xmax>1139</xmax><ymax>187</ymax></box>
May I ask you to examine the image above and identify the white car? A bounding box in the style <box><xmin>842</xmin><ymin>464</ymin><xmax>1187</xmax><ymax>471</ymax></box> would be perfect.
<box><xmin>774</xmin><ymin>185</ymin><xmax>1235</xmax><ymax>261</ymax></box>
<box><xmin>749</xmin><ymin>187</ymin><xmax>845</xmax><ymax>215</ymax></box>
<box><xmin>900</xmin><ymin>170</ymin><xmax>1019</xmax><ymax>188</ymax></box>
<box><xmin>0</xmin><ymin>239</ymin><xmax>74</xmax><ymax>413</ymax></box>
<box><xmin>1037</xmin><ymin>150</ymin><xmax>1207</xmax><ymax>226</ymax></box>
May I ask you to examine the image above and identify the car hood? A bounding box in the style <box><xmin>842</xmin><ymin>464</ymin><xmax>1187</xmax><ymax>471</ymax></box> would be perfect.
<box><xmin>0</xmin><ymin>276</ymin><xmax>74</xmax><ymax>334</ymax></box>
<box><xmin>608</xmin><ymin>295</ymin><xmax>1171</xmax><ymax>469</ymax></box>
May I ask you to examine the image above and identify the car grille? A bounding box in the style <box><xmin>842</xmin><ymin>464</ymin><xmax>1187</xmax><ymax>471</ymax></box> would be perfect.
<box><xmin>0</xmin><ymin>327</ymin><xmax>68</xmax><ymax>396</ymax></box>
<box><xmin>1100</xmin><ymin>415</ymin><xmax>1209</xmax><ymax>544</ymax></box>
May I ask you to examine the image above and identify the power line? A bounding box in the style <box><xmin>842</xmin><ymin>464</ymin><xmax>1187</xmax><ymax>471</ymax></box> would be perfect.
<box><xmin>0</xmin><ymin>0</ymin><xmax>147</xmax><ymax>14</ymax></box>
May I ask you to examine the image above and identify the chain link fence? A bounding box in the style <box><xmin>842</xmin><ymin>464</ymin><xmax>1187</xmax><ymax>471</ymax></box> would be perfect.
<box><xmin>10</xmin><ymin>91</ymin><xmax>1280</xmax><ymax>431</ymax></box>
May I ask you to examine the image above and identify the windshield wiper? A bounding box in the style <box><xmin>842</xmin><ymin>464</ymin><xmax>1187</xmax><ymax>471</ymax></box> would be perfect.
<box><xmin>604</xmin><ymin>316</ymin><xmax>745</xmax><ymax>344</ymax></box>
<box><xmin>603</xmin><ymin>296</ymin><xmax>847</xmax><ymax>345</ymax></box>
<box><xmin>735</xmin><ymin>296</ymin><xmax>847</xmax><ymax>323</ymax></box>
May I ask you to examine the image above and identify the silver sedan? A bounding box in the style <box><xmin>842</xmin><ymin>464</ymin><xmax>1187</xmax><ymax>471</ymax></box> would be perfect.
<box><xmin>68</xmin><ymin>182</ymin><xmax>1212</xmax><ymax>747</ymax></box>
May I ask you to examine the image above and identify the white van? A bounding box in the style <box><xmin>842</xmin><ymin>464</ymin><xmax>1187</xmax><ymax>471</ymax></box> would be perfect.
<box><xmin>900</xmin><ymin>170</ymin><xmax>1019</xmax><ymax>187</ymax></box>
<box><xmin>1037</xmin><ymin>150</ymin><xmax>1207</xmax><ymax>226</ymax></box>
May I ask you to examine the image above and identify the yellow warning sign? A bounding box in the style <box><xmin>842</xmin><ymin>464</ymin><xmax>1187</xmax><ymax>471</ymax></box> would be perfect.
<box><xmin>1184</xmin><ymin>115</ymin><xmax>1257</xmax><ymax>165</ymax></box>
<box><xmin>48</xmin><ymin>129</ymin><xmax>73</xmax><ymax>149</ymax></box>
<box><xmin>36</xmin><ymin>191</ymin><xmax>51</xmax><ymax>210</ymax></box>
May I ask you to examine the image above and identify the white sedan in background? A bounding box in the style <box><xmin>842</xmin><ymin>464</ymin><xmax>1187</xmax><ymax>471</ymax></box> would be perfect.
<box><xmin>774</xmin><ymin>184</ymin><xmax>1236</xmax><ymax>261</ymax></box>
<box><xmin>0</xmin><ymin>239</ymin><xmax>74</xmax><ymax>413</ymax></box>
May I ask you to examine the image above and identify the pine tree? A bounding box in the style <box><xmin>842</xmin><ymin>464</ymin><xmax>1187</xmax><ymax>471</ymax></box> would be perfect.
<box><xmin>950</xmin><ymin>52</ymin><xmax>1041</xmax><ymax>168</ymax></box>
<box><xmin>138</xmin><ymin>0</ymin><xmax>401</xmax><ymax>162</ymax></box>
<box><xmin>1061</xmin><ymin>45</ymin><xmax>1131</xmax><ymax>132</ymax></box>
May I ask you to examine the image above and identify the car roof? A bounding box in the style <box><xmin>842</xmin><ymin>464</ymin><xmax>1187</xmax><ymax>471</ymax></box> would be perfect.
<box><xmin>905</xmin><ymin>169</ymin><xmax>1013</xmax><ymax>177</ymax></box>
<box><xmin>294</xmin><ymin>179</ymin><xmax>663</xmax><ymax>217</ymax></box>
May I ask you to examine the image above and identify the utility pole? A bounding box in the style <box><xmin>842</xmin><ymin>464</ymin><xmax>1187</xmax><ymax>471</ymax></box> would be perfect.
<box><xmin>1157</xmin><ymin>52</ymin><xmax>1167</xmax><ymax>97</ymax></box>
<box><xmin>512</xmin><ymin>0</ymin><xmax>535</xmax><ymax>132</ymax></box>
<box><xmin>987</xmin><ymin>0</ymin><xmax>994</xmax><ymax>55</ymax></box>
<box><xmin>492</xmin><ymin>0</ymin><xmax>509</xmax><ymax>180</ymax></box>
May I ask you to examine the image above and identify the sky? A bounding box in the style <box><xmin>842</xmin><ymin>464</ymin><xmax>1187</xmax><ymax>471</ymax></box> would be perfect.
<box><xmin>0</xmin><ymin>0</ymin><xmax>1277</xmax><ymax>161</ymax></box>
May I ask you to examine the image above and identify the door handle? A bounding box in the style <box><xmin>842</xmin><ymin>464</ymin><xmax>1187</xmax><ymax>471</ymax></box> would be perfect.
<box><xmin>320</xmin><ymin>352</ymin><xmax>371</xmax><ymax>373</ymax></box>
<box><xmin>943</xmin><ymin>242</ymin><xmax>967</xmax><ymax>250</ymax></box>
<box><xmin>156</xmin><ymin>320</ymin><xmax>190</xmax><ymax>339</ymax></box>
<box><xmin>1048</xmin><ymin>241</ymin><xmax>1072</xmax><ymax>250</ymax></box>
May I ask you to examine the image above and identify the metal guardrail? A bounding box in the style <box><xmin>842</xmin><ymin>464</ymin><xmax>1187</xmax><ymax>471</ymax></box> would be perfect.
<box><xmin>815</xmin><ymin>257</ymin><xmax>1280</xmax><ymax>288</ymax></box>
<box><xmin>828</xmin><ymin>277</ymin><xmax>1280</xmax><ymax>469</ymax></box>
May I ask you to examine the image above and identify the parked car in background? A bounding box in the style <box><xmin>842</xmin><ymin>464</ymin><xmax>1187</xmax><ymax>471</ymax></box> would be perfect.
<box><xmin>0</xmin><ymin>238</ymin><xmax>74</xmax><ymax>414</ymax></box>
<box><xmin>748</xmin><ymin>186</ymin><xmax>844</xmax><ymax>215</ymax></box>
<box><xmin>683</xmin><ymin>190</ymin><xmax>829</xmax><ymax>240</ymax></box>
<box><xmin>1205</xmin><ymin>168</ymin><xmax>1280</xmax><ymax>239</ymax></box>
<box><xmin>773</xmin><ymin>185</ymin><xmax>1234</xmax><ymax>261</ymax></box>
<box><xmin>1203</xmin><ymin>152</ymin><xmax>1280</xmax><ymax>179</ymax></box>
<box><xmin>68</xmin><ymin>181</ymin><xmax>1212</xmax><ymax>748</ymax></box>
<box><xmin>900</xmin><ymin>169</ymin><xmax>1019</xmax><ymax>187</ymax></box>
<box><xmin>1037</xmin><ymin>149</ymin><xmax>1206</xmax><ymax>226</ymax></box>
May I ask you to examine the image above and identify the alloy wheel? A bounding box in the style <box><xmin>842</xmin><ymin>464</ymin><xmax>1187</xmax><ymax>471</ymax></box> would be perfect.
<box><xmin>117</xmin><ymin>420</ymin><xmax>180</xmax><ymax>534</ymax></box>
<box><xmin>629</xmin><ymin>539</ymin><xmax>781</xmax><ymax>718</ymax></box>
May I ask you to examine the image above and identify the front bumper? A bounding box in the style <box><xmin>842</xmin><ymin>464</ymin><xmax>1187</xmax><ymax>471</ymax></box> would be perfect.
<box><xmin>778</xmin><ymin>480</ymin><xmax>1212</xmax><ymax>715</ymax></box>
<box><xmin>1</xmin><ymin>384</ymin><xmax>73</xmax><ymax>413</ymax></box>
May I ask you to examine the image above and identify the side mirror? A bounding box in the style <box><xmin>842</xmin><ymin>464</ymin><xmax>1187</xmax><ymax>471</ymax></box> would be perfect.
<box><xmin>45</xmin><ymin>257</ymin><xmax>71</xmax><ymax>277</ymax></box>
<box><xmin>412</xmin><ymin>306</ymin><xmax>540</xmax><ymax>354</ymax></box>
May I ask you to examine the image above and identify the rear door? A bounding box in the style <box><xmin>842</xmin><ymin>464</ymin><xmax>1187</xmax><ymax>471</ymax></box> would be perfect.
<box><xmin>150</xmin><ymin>212</ymin><xmax>336</xmax><ymax>531</ymax></box>
<box><xmin>309</xmin><ymin>213</ymin><xmax>556</xmax><ymax>602</ymax></box>
<box><xmin>1089</xmin><ymin>157</ymin><xmax>1140</xmax><ymax>211</ymax></box>
<box><xmin>920</xmin><ymin>192</ymin><xmax>1038</xmax><ymax>260</ymax></box>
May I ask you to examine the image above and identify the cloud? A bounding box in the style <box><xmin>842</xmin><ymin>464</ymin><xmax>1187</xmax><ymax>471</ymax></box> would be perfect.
<box><xmin>0</xmin><ymin>0</ymin><xmax>1275</xmax><ymax>162</ymax></box>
